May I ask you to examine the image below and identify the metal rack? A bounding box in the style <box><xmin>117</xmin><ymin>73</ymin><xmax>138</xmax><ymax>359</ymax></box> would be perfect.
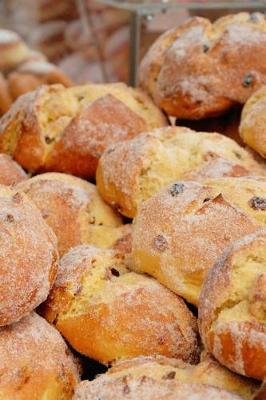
<box><xmin>76</xmin><ymin>0</ymin><xmax>266</xmax><ymax>86</ymax></box>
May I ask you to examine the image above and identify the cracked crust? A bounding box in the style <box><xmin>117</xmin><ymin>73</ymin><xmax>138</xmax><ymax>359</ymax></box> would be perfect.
<box><xmin>41</xmin><ymin>245</ymin><xmax>199</xmax><ymax>365</ymax></box>
<box><xmin>139</xmin><ymin>12</ymin><xmax>266</xmax><ymax>118</ymax></box>
<box><xmin>199</xmin><ymin>229</ymin><xmax>266</xmax><ymax>380</ymax></box>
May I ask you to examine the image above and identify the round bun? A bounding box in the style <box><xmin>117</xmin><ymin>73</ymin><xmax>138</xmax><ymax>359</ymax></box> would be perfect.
<box><xmin>0</xmin><ymin>153</ymin><xmax>27</xmax><ymax>185</ymax></box>
<box><xmin>199</xmin><ymin>228</ymin><xmax>266</xmax><ymax>380</ymax></box>
<box><xmin>240</xmin><ymin>86</ymin><xmax>266</xmax><ymax>158</ymax></box>
<box><xmin>73</xmin><ymin>374</ymin><xmax>243</xmax><ymax>400</ymax></box>
<box><xmin>107</xmin><ymin>354</ymin><xmax>259</xmax><ymax>400</ymax></box>
<box><xmin>0</xmin><ymin>83</ymin><xmax>166</xmax><ymax>179</ymax></box>
<box><xmin>139</xmin><ymin>12</ymin><xmax>266</xmax><ymax>118</ymax></box>
<box><xmin>42</xmin><ymin>245</ymin><xmax>199</xmax><ymax>365</ymax></box>
<box><xmin>96</xmin><ymin>126</ymin><xmax>262</xmax><ymax>218</ymax></box>
<box><xmin>0</xmin><ymin>29</ymin><xmax>30</xmax><ymax>71</ymax></box>
<box><xmin>0</xmin><ymin>186</ymin><xmax>58</xmax><ymax>326</ymax></box>
<box><xmin>16</xmin><ymin>172</ymin><xmax>122</xmax><ymax>256</ymax></box>
<box><xmin>131</xmin><ymin>178</ymin><xmax>266</xmax><ymax>305</ymax></box>
<box><xmin>0</xmin><ymin>312</ymin><xmax>79</xmax><ymax>399</ymax></box>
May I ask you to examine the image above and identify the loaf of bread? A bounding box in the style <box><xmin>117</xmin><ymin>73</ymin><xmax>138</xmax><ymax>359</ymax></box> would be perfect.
<box><xmin>240</xmin><ymin>86</ymin><xmax>266</xmax><ymax>158</ymax></box>
<box><xmin>139</xmin><ymin>13</ymin><xmax>266</xmax><ymax>119</ymax></box>
<box><xmin>199</xmin><ymin>229</ymin><xmax>266</xmax><ymax>380</ymax></box>
<box><xmin>0</xmin><ymin>153</ymin><xmax>27</xmax><ymax>185</ymax></box>
<box><xmin>0</xmin><ymin>83</ymin><xmax>167</xmax><ymax>178</ymax></box>
<box><xmin>0</xmin><ymin>312</ymin><xmax>79</xmax><ymax>400</ymax></box>
<box><xmin>16</xmin><ymin>173</ymin><xmax>123</xmax><ymax>256</ymax></box>
<box><xmin>42</xmin><ymin>245</ymin><xmax>199</xmax><ymax>364</ymax></box>
<box><xmin>96</xmin><ymin>127</ymin><xmax>263</xmax><ymax>218</ymax></box>
<box><xmin>73</xmin><ymin>374</ymin><xmax>244</xmax><ymax>400</ymax></box>
<box><xmin>0</xmin><ymin>186</ymin><xmax>58</xmax><ymax>326</ymax></box>
<box><xmin>132</xmin><ymin>176</ymin><xmax>266</xmax><ymax>305</ymax></box>
<box><xmin>107</xmin><ymin>354</ymin><xmax>259</xmax><ymax>400</ymax></box>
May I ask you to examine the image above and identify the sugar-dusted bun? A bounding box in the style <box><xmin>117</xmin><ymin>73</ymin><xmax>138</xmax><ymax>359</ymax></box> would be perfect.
<box><xmin>108</xmin><ymin>353</ymin><xmax>259</xmax><ymax>400</ymax></box>
<box><xmin>42</xmin><ymin>245</ymin><xmax>199</xmax><ymax>364</ymax></box>
<box><xmin>132</xmin><ymin>178</ymin><xmax>264</xmax><ymax>305</ymax></box>
<box><xmin>199</xmin><ymin>229</ymin><xmax>266</xmax><ymax>380</ymax></box>
<box><xmin>240</xmin><ymin>86</ymin><xmax>266</xmax><ymax>158</ymax></box>
<box><xmin>0</xmin><ymin>186</ymin><xmax>58</xmax><ymax>326</ymax></box>
<box><xmin>0</xmin><ymin>83</ymin><xmax>166</xmax><ymax>179</ymax></box>
<box><xmin>139</xmin><ymin>12</ymin><xmax>266</xmax><ymax>118</ymax></box>
<box><xmin>0</xmin><ymin>73</ymin><xmax>12</xmax><ymax>115</ymax></box>
<box><xmin>96</xmin><ymin>127</ymin><xmax>262</xmax><ymax>218</ymax></box>
<box><xmin>0</xmin><ymin>29</ymin><xmax>30</xmax><ymax>71</ymax></box>
<box><xmin>0</xmin><ymin>154</ymin><xmax>27</xmax><ymax>185</ymax></box>
<box><xmin>0</xmin><ymin>312</ymin><xmax>79</xmax><ymax>399</ymax></box>
<box><xmin>16</xmin><ymin>173</ymin><xmax>122</xmax><ymax>256</ymax></box>
<box><xmin>73</xmin><ymin>374</ymin><xmax>243</xmax><ymax>400</ymax></box>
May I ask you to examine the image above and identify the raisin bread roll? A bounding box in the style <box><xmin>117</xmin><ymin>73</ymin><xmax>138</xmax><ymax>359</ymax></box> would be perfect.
<box><xmin>0</xmin><ymin>313</ymin><xmax>79</xmax><ymax>400</ymax></box>
<box><xmin>131</xmin><ymin>177</ymin><xmax>266</xmax><ymax>305</ymax></box>
<box><xmin>16</xmin><ymin>173</ymin><xmax>122</xmax><ymax>256</ymax></box>
<box><xmin>96</xmin><ymin>127</ymin><xmax>263</xmax><ymax>218</ymax></box>
<box><xmin>139</xmin><ymin>13</ymin><xmax>266</xmax><ymax>119</ymax></box>
<box><xmin>0</xmin><ymin>186</ymin><xmax>58</xmax><ymax>326</ymax></box>
<box><xmin>0</xmin><ymin>83</ymin><xmax>167</xmax><ymax>179</ymax></box>
<box><xmin>42</xmin><ymin>246</ymin><xmax>199</xmax><ymax>365</ymax></box>
<box><xmin>199</xmin><ymin>229</ymin><xmax>266</xmax><ymax>380</ymax></box>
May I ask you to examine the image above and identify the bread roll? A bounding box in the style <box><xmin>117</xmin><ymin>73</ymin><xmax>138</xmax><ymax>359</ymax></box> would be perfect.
<box><xmin>0</xmin><ymin>73</ymin><xmax>12</xmax><ymax>115</ymax></box>
<box><xmin>107</xmin><ymin>354</ymin><xmax>259</xmax><ymax>400</ymax></box>
<box><xmin>199</xmin><ymin>229</ymin><xmax>266</xmax><ymax>380</ymax></box>
<box><xmin>16</xmin><ymin>173</ymin><xmax>122</xmax><ymax>256</ymax></box>
<box><xmin>0</xmin><ymin>83</ymin><xmax>166</xmax><ymax>179</ymax></box>
<box><xmin>0</xmin><ymin>29</ymin><xmax>30</xmax><ymax>71</ymax></box>
<box><xmin>131</xmin><ymin>178</ymin><xmax>264</xmax><ymax>305</ymax></box>
<box><xmin>139</xmin><ymin>12</ymin><xmax>266</xmax><ymax>119</ymax></box>
<box><xmin>0</xmin><ymin>312</ymin><xmax>79</xmax><ymax>399</ymax></box>
<box><xmin>96</xmin><ymin>127</ymin><xmax>262</xmax><ymax>218</ymax></box>
<box><xmin>42</xmin><ymin>245</ymin><xmax>199</xmax><ymax>364</ymax></box>
<box><xmin>240</xmin><ymin>86</ymin><xmax>266</xmax><ymax>158</ymax></box>
<box><xmin>0</xmin><ymin>186</ymin><xmax>58</xmax><ymax>326</ymax></box>
<box><xmin>73</xmin><ymin>375</ymin><xmax>243</xmax><ymax>400</ymax></box>
<box><xmin>0</xmin><ymin>154</ymin><xmax>27</xmax><ymax>185</ymax></box>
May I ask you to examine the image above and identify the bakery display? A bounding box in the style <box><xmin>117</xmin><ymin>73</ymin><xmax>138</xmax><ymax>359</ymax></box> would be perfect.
<box><xmin>199</xmin><ymin>229</ymin><xmax>266</xmax><ymax>380</ymax></box>
<box><xmin>42</xmin><ymin>245</ymin><xmax>199</xmax><ymax>364</ymax></box>
<box><xmin>16</xmin><ymin>173</ymin><xmax>123</xmax><ymax>256</ymax></box>
<box><xmin>0</xmin><ymin>83</ymin><xmax>166</xmax><ymax>178</ymax></box>
<box><xmin>107</xmin><ymin>354</ymin><xmax>259</xmax><ymax>400</ymax></box>
<box><xmin>139</xmin><ymin>12</ymin><xmax>266</xmax><ymax>119</ymax></box>
<box><xmin>96</xmin><ymin>126</ymin><xmax>263</xmax><ymax>218</ymax></box>
<box><xmin>0</xmin><ymin>186</ymin><xmax>58</xmax><ymax>326</ymax></box>
<box><xmin>0</xmin><ymin>153</ymin><xmax>27</xmax><ymax>185</ymax></box>
<box><xmin>240</xmin><ymin>86</ymin><xmax>266</xmax><ymax>159</ymax></box>
<box><xmin>73</xmin><ymin>374</ymin><xmax>244</xmax><ymax>400</ymax></box>
<box><xmin>0</xmin><ymin>312</ymin><xmax>79</xmax><ymax>400</ymax></box>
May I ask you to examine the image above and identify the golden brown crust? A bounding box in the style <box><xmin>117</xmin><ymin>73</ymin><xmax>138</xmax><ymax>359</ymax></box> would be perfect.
<box><xmin>132</xmin><ymin>179</ymin><xmax>261</xmax><ymax>305</ymax></box>
<box><xmin>16</xmin><ymin>173</ymin><xmax>122</xmax><ymax>256</ymax></box>
<box><xmin>199</xmin><ymin>229</ymin><xmax>266</xmax><ymax>380</ymax></box>
<box><xmin>0</xmin><ymin>83</ymin><xmax>166</xmax><ymax>178</ymax></box>
<box><xmin>139</xmin><ymin>13</ymin><xmax>266</xmax><ymax>118</ymax></box>
<box><xmin>0</xmin><ymin>72</ymin><xmax>12</xmax><ymax>115</ymax></box>
<box><xmin>240</xmin><ymin>86</ymin><xmax>266</xmax><ymax>158</ymax></box>
<box><xmin>0</xmin><ymin>186</ymin><xmax>58</xmax><ymax>326</ymax></box>
<box><xmin>0</xmin><ymin>154</ymin><xmax>27</xmax><ymax>185</ymax></box>
<box><xmin>42</xmin><ymin>245</ymin><xmax>199</xmax><ymax>365</ymax></box>
<box><xmin>107</xmin><ymin>354</ymin><xmax>259</xmax><ymax>400</ymax></box>
<box><xmin>0</xmin><ymin>312</ymin><xmax>79</xmax><ymax>400</ymax></box>
<box><xmin>73</xmin><ymin>374</ymin><xmax>243</xmax><ymax>400</ymax></box>
<box><xmin>96</xmin><ymin>126</ymin><xmax>263</xmax><ymax>218</ymax></box>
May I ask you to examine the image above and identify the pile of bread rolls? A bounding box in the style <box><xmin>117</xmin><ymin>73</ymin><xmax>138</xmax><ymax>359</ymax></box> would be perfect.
<box><xmin>0</xmin><ymin>11</ymin><xmax>265</xmax><ymax>400</ymax></box>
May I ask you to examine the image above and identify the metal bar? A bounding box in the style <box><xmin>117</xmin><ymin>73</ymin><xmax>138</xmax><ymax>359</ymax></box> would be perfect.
<box><xmin>129</xmin><ymin>10</ymin><xmax>141</xmax><ymax>87</ymax></box>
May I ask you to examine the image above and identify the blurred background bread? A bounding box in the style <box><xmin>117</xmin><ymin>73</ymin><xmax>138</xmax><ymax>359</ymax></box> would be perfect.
<box><xmin>42</xmin><ymin>245</ymin><xmax>199</xmax><ymax>364</ymax></box>
<box><xmin>199</xmin><ymin>228</ymin><xmax>266</xmax><ymax>380</ymax></box>
<box><xmin>0</xmin><ymin>312</ymin><xmax>79</xmax><ymax>400</ymax></box>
